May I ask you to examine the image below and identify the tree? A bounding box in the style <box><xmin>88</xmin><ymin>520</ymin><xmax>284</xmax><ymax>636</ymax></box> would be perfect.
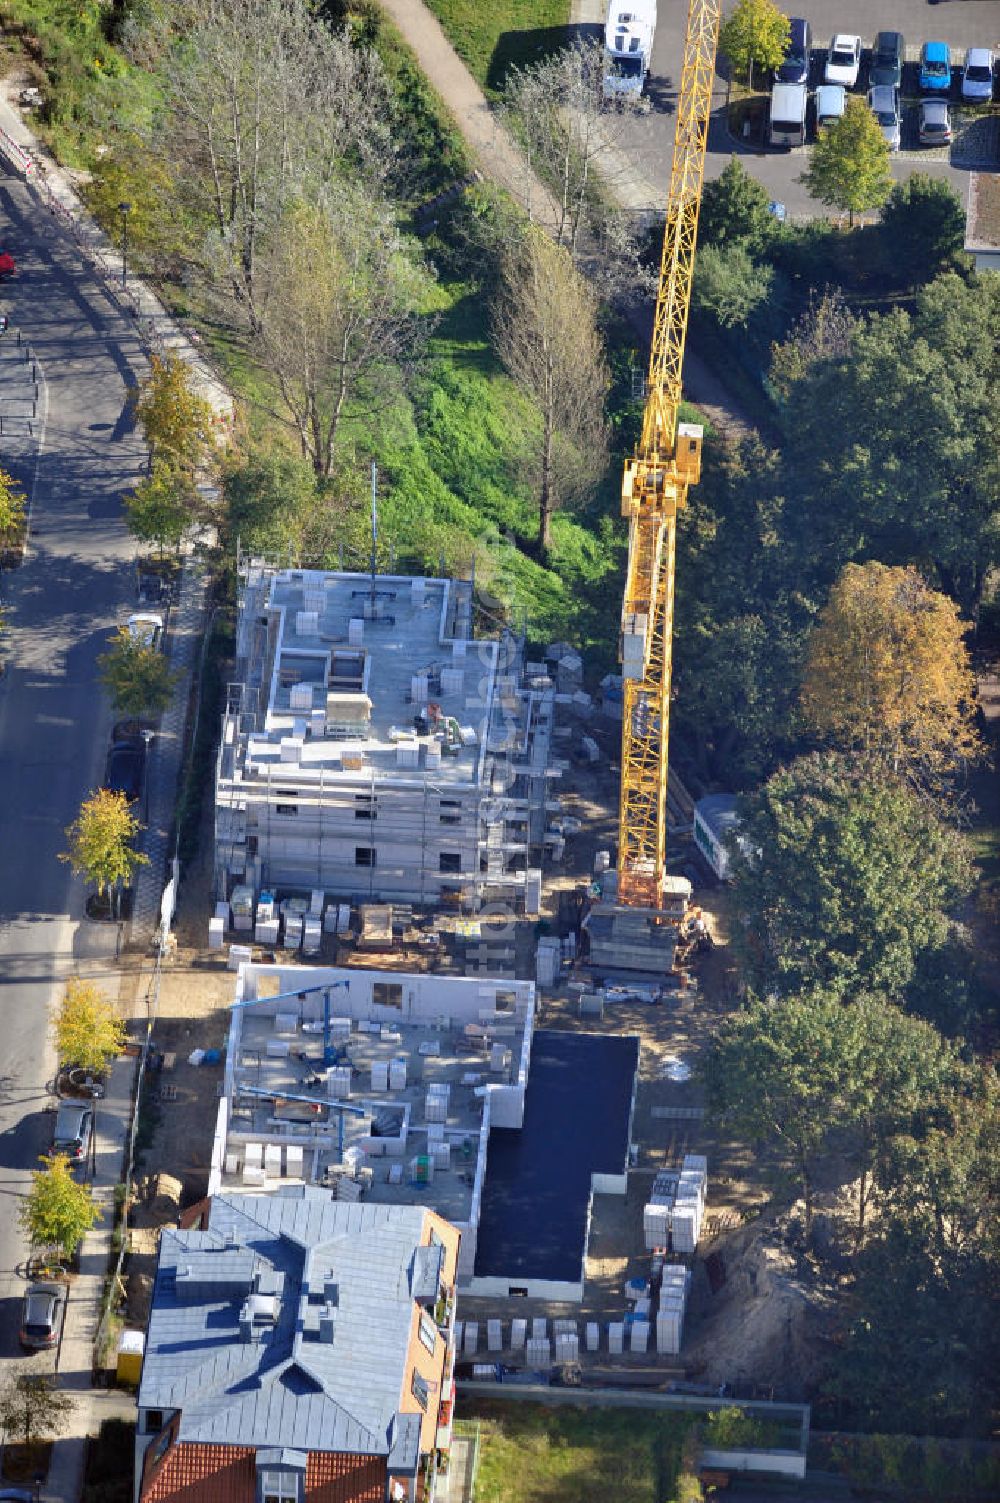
<box><xmin>19</xmin><ymin>1154</ymin><xmax>101</xmax><ymax>1261</ymax></box>
<box><xmin>0</xmin><ymin>1374</ymin><xmax>74</xmax><ymax>1453</ymax></box>
<box><xmin>0</xmin><ymin>465</ymin><xmax>26</xmax><ymax>545</ymax></box>
<box><xmin>880</xmin><ymin>173</ymin><xmax>966</xmax><ymax>293</ymax></box>
<box><xmin>700</xmin><ymin>993</ymin><xmax>863</xmax><ymax>1232</ymax></box>
<box><xmin>123</xmin><ymin>461</ymin><xmax>194</xmax><ymax>557</ymax></box>
<box><xmin>699</xmin><ymin>157</ymin><xmax>780</xmax><ymax>257</ymax></box>
<box><xmin>778</xmin><ymin>272</ymin><xmax>1000</xmax><ymax>613</ymax></box>
<box><xmin>492</xmin><ymin>228</ymin><xmax>609</xmax><ymax>556</ymax></box>
<box><xmin>132</xmin><ymin>355</ymin><xmax>219</xmax><ymax>477</ymax></box>
<box><xmin>692</xmin><ymin>243</ymin><xmax>774</xmax><ymax>329</ymax></box>
<box><xmin>800</xmin><ymin>562</ymin><xmax>983</xmax><ymax>789</ymax></box>
<box><xmin>98</xmin><ymin>627</ymin><xmax>177</xmax><ymax>718</ymax></box>
<box><xmin>156</xmin><ymin>0</ymin><xmax>393</xmax><ymax>331</ymax></box>
<box><xmin>54</xmin><ymin>978</ymin><xmax>129</xmax><ymax>1076</ymax></box>
<box><xmin>840</xmin><ymin>998</ymin><xmax>962</xmax><ymax>1245</ymax></box>
<box><xmin>799</xmin><ymin>96</ymin><xmax>891</xmax><ymax>225</ymax></box>
<box><xmin>718</xmin><ymin>0</ymin><xmax>791</xmax><ymax>90</ymax></box>
<box><xmin>60</xmin><ymin>789</ymin><xmax>149</xmax><ymax>909</ymax></box>
<box><xmin>730</xmin><ymin>754</ymin><xmax>975</xmax><ymax>1001</ymax></box>
<box><xmin>222</xmin><ymin>447</ymin><xmax>322</xmax><ymax>558</ymax></box>
<box><xmin>251</xmin><ymin>190</ymin><xmax>429</xmax><ymax>477</ymax></box>
<box><xmin>768</xmin><ymin>287</ymin><xmax>857</xmax><ymax>402</ymax></box>
<box><xmin>500</xmin><ymin>40</ymin><xmax>643</xmax><ymax>258</ymax></box>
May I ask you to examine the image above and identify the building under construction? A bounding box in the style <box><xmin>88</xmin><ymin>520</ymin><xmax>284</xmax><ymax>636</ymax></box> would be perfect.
<box><xmin>214</xmin><ymin>563</ymin><xmax>554</xmax><ymax>912</ymax></box>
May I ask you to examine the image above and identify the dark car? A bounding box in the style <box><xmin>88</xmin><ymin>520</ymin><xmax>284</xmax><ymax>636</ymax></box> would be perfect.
<box><xmin>19</xmin><ymin>1281</ymin><xmax>67</xmax><ymax>1350</ymax></box>
<box><xmin>104</xmin><ymin>735</ymin><xmax>147</xmax><ymax>804</ymax></box>
<box><xmin>776</xmin><ymin>17</ymin><xmax>811</xmax><ymax>85</ymax></box>
<box><xmin>871</xmin><ymin>31</ymin><xmax>905</xmax><ymax>89</ymax></box>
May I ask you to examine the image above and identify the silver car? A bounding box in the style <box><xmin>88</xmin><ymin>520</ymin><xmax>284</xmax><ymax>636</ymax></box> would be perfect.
<box><xmin>19</xmin><ymin>1281</ymin><xmax>66</xmax><ymax>1350</ymax></box>
<box><xmin>869</xmin><ymin>85</ymin><xmax>901</xmax><ymax>152</ymax></box>
<box><xmin>918</xmin><ymin>98</ymin><xmax>953</xmax><ymax>147</ymax></box>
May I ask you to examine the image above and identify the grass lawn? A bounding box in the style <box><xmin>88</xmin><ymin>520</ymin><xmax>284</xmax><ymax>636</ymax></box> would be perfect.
<box><xmin>455</xmin><ymin>1401</ymin><xmax>698</xmax><ymax>1503</ymax></box>
<box><xmin>424</xmin><ymin>0</ymin><xmax>571</xmax><ymax>94</ymax></box>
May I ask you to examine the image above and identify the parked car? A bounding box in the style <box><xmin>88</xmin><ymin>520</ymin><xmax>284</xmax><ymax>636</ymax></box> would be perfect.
<box><xmin>776</xmin><ymin>17</ymin><xmax>811</xmax><ymax>85</ymax></box>
<box><xmin>961</xmin><ymin>48</ymin><xmax>994</xmax><ymax>103</ymax></box>
<box><xmin>104</xmin><ymin>734</ymin><xmax>147</xmax><ymax>804</ymax></box>
<box><xmin>815</xmin><ymin>82</ymin><xmax>846</xmax><ymax>130</ymax></box>
<box><xmin>919</xmin><ymin>42</ymin><xmax>952</xmax><ymax>94</ymax></box>
<box><xmin>125</xmin><ymin>611</ymin><xmax>164</xmax><ymax>650</ymax></box>
<box><xmin>53</xmin><ymin>1100</ymin><xmax>93</xmax><ymax>1162</ymax></box>
<box><xmin>869</xmin><ymin>85</ymin><xmax>901</xmax><ymax>152</ymax></box>
<box><xmin>769</xmin><ymin>81</ymin><xmax>808</xmax><ymax>148</ymax></box>
<box><xmin>19</xmin><ymin>1281</ymin><xmax>67</xmax><ymax>1350</ymax></box>
<box><xmin>918</xmin><ymin>98</ymin><xmax>953</xmax><ymax>146</ymax></box>
<box><xmin>870</xmin><ymin>31</ymin><xmax>905</xmax><ymax>89</ymax></box>
<box><xmin>825</xmin><ymin>34</ymin><xmax>862</xmax><ymax>89</ymax></box>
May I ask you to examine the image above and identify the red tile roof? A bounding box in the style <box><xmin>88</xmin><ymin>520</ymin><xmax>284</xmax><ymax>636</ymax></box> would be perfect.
<box><xmin>141</xmin><ymin>1440</ymin><xmax>386</xmax><ymax>1503</ymax></box>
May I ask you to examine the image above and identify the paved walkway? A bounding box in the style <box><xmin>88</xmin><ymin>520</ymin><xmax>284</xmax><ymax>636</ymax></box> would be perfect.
<box><xmin>379</xmin><ymin>0</ymin><xmax>752</xmax><ymax>440</ymax></box>
<box><xmin>379</xmin><ymin>0</ymin><xmax>563</xmax><ymax>236</ymax></box>
<box><xmin>44</xmin><ymin>1050</ymin><xmax>137</xmax><ymax>1503</ymax></box>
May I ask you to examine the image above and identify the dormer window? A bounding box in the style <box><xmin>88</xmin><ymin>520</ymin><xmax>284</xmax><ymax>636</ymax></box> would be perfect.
<box><xmin>262</xmin><ymin>1478</ymin><xmax>297</xmax><ymax>1503</ymax></box>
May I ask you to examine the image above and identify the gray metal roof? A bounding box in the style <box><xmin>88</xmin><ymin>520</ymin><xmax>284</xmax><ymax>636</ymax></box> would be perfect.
<box><xmin>138</xmin><ymin>1189</ymin><xmax>435</xmax><ymax>1458</ymax></box>
<box><xmin>695</xmin><ymin>793</ymin><xmax>740</xmax><ymax>841</ymax></box>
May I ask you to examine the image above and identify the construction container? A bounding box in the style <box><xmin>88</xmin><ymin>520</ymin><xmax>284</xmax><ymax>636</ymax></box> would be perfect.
<box><xmin>116</xmin><ymin>1329</ymin><xmax>145</xmax><ymax>1385</ymax></box>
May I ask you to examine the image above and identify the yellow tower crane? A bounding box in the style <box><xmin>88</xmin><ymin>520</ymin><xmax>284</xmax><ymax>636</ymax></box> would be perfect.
<box><xmin>617</xmin><ymin>0</ymin><xmax>722</xmax><ymax>910</ymax></box>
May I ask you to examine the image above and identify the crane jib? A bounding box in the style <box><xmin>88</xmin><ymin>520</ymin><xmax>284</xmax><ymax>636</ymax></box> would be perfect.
<box><xmin>617</xmin><ymin>0</ymin><xmax>720</xmax><ymax>912</ymax></box>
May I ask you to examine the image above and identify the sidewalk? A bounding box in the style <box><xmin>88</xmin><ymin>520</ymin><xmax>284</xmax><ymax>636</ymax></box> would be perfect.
<box><xmin>0</xmin><ymin>93</ymin><xmax>231</xmax><ymax>421</ymax></box>
<box><xmin>44</xmin><ymin>1049</ymin><xmax>137</xmax><ymax>1503</ymax></box>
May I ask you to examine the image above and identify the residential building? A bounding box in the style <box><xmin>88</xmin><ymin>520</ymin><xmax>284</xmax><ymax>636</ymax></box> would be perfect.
<box><xmin>136</xmin><ymin>1191</ymin><xmax>459</xmax><ymax>1503</ymax></box>
<box><xmin>214</xmin><ymin>564</ymin><xmax>554</xmax><ymax>913</ymax></box>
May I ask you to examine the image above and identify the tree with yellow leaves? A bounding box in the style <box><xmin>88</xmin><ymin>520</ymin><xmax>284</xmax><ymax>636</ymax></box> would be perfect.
<box><xmin>132</xmin><ymin>354</ymin><xmax>219</xmax><ymax>478</ymax></box>
<box><xmin>800</xmin><ymin>562</ymin><xmax>982</xmax><ymax>788</ymax></box>
<box><xmin>53</xmin><ymin>979</ymin><xmax>128</xmax><ymax>1076</ymax></box>
<box><xmin>60</xmin><ymin>789</ymin><xmax>148</xmax><ymax>914</ymax></box>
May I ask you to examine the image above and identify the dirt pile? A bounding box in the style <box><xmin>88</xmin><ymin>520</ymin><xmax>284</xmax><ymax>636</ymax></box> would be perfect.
<box><xmin>684</xmin><ymin>1211</ymin><xmax>842</xmax><ymax>1397</ymax></box>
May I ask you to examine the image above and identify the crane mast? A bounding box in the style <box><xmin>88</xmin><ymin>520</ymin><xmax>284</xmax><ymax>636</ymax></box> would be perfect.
<box><xmin>617</xmin><ymin>0</ymin><xmax>721</xmax><ymax>910</ymax></box>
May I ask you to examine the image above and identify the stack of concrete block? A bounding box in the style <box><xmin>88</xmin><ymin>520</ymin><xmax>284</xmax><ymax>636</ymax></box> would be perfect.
<box><xmin>608</xmin><ymin>1322</ymin><xmax>625</xmax><ymax>1355</ymax></box>
<box><xmin>630</xmin><ymin>1320</ymin><xmax>650</xmax><ymax>1353</ymax></box>
<box><xmin>463</xmin><ymin>1322</ymin><xmax>478</xmax><ymax>1354</ymax></box>
<box><xmin>656</xmin><ymin>1264</ymin><xmax>693</xmax><ymax>1356</ymax></box>
<box><xmin>302</xmin><ymin>916</ymin><xmax>322</xmax><ymax>954</ymax></box>
<box><xmin>487</xmin><ymin>1320</ymin><xmax>503</xmax><ymax>1351</ymax></box>
<box><xmin>510</xmin><ymin>1318</ymin><xmax>527</xmax><ymax>1350</ymax></box>
<box><xmin>554</xmin><ymin>1325</ymin><xmax>579</xmax><ymax>1363</ymax></box>
<box><xmin>284</xmin><ymin>914</ymin><xmax>303</xmax><ymax>950</ymax></box>
<box><xmin>526</xmin><ymin>1337</ymin><xmax>551</xmax><ymax>1368</ymax></box>
<box><xmin>426</xmin><ymin>1083</ymin><xmax>450</xmax><ymax>1122</ymax></box>
<box><xmin>585</xmin><ymin>1322</ymin><xmax>600</xmax><ymax>1352</ymax></box>
<box><xmin>535</xmin><ymin>935</ymin><xmax>561</xmax><ymax>987</ymax></box>
<box><xmin>255</xmin><ymin>916</ymin><xmax>280</xmax><ymax>945</ymax></box>
<box><xmin>644</xmin><ymin>1156</ymin><xmax>708</xmax><ymax>1253</ymax></box>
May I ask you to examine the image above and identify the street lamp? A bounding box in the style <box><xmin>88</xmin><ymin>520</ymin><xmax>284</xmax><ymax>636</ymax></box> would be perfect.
<box><xmin>118</xmin><ymin>200</ymin><xmax>132</xmax><ymax>290</ymax></box>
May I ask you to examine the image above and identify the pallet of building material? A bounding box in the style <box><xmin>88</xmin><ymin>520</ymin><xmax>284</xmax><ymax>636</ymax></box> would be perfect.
<box><xmin>487</xmin><ymin>1319</ymin><xmax>503</xmax><ymax>1351</ymax></box>
<box><xmin>358</xmin><ymin>904</ymin><xmax>394</xmax><ymax>949</ymax></box>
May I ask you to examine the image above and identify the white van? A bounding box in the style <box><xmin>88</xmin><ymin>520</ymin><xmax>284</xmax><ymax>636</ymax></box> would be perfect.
<box><xmin>769</xmin><ymin>81</ymin><xmax>808</xmax><ymax>147</ymax></box>
<box><xmin>603</xmin><ymin>0</ymin><xmax>657</xmax><ymax>99</ymax></box>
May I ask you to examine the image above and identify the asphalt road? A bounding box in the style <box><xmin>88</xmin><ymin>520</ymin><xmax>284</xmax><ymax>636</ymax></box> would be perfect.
<box><xmin>586</xmin><ymin>0</ymin><xmax>1000</xmax><ymax>216</ymax></box>
<box><xmin>0</xmin><ymin>170</ymin><xmax>146</xmax><ymax>1358</ymax></box>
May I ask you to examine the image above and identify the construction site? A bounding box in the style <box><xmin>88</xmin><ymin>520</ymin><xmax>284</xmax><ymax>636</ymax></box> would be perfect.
<box><xmin>116</xmin><ymin>0</ymin><xmax>831</xmax><ymax>1435</ymax></box>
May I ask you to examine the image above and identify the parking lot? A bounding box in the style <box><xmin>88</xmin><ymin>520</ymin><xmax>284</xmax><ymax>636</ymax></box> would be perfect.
<box><xmin>579</xmin><ymin>0</ymin><xmax>1000</xmax><ymax>217</ymax></box>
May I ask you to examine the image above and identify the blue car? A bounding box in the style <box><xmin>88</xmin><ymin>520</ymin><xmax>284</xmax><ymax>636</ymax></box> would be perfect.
<box><xmin>920</xmin><ymin>41</ymin><xmax>952</xmax><ymax>93</ymax></box>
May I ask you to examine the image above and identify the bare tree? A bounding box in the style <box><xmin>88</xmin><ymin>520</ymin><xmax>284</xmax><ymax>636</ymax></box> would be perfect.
<box><xmin>156</xmin><ymin>0</ymin><xmax>393</xmax><ymax>330</ymax></box>
<box><xmin>492</xmin><ymin>229</ymin><xmax>609</xmax><ymax>557</ymax></box>
<box><xmin>499</xmin><ymin>40</ymin><xmax>643</xmax><ymax>259</ymax></box>
<box><xmin>252</xmin><ymin>189</ymin><xmax>430</xmax><ymax>477</ymax></box>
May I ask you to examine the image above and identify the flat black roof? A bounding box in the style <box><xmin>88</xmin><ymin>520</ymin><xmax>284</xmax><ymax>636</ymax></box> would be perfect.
<box><xmin>475</xmin><ymin>1030</ymin><xmax>639</xmax><ymax>1285</ymax></box>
